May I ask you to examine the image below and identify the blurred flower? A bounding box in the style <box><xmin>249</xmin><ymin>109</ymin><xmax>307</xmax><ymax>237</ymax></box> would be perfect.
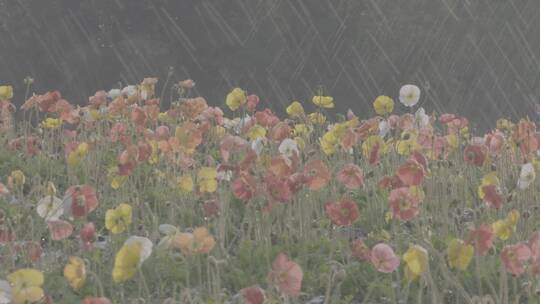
<box><xmin>7</xmin><ymin>268</ymin><xmax>44</xmax><ymax>304</ymax></box>
<box><xmin>0</xmin><ymin>85</ymin><xmax>13</xmax><ymax>100</ymax></box>
<box><xmin>312</xmin><ymin>95</ymin><xmax>334</xmax><ymax>108</ymax></box>
<box><xmin>225</xmin><ymin>88</ymin><xmax>247</xmax><ymax>111</ymax></box>
<box><xmin>112</xmin><ymin>236</ymin><xmax>152</xmax><ymax>284</ymax></box>
<box><xmin>80</xmin><ymin>222</ymin><xmax>96</xmax><ymax>251</ymax></box>
<box><xmin>268</xmin><ymin>253</ymin><xmax>303</xmax><ymax>296</ymax></box>
<box><xmin>500</xmin><ymin>242</ymin><xmax>531</xmax><ymax>275</ymax></box>
<box><xmin>172</xmin><ymin>227</ymin><xmax>215</xmax><ymax>256</ymax></box>
<box><xmin>105</xmin><ymin>203</ymin><xmax>132</xmax><ymax>234</ymax></box>
<box><xmin>370</xmin><ymin>243</ymin><xmax>400</xmax><ymax>273</ymax></box>
<box><xmin>177</xmin><ymin>175</ymin><xmax>194</xmax><ymax>193</ymax></box>
<box><xmin>447</xmin><ymin>238</ymin><xmax>474</xmax><ymax>271</ymax></box>
<box><xmin>373</xmin><ymin>96</ymin><xmax>394</xmax><ymax>115</ymax></box>
<box><xmin>286</xmin><ymin>101</ymin><xmax>305</xmax><ymax>117</ymax></box>
<box><xmin>63</xmin><ymin>256</ymin><xmax>86</xmax><ymax>290</ymax></box>
<box><xmin>324</xmin><ymin>198</ymin><xmax>360</xmax><ymax>226</ymax></box>
<box><xmin>197</xmin><ymin>167</ymin><xmax>218</xmax><ymax>193</ymax></box>
<box><xmin>0</xmin><ymin>280</ymin><xmax>11</xmax><ymax>304</ymax></box>
<box><xmin>337</xmin><ymin>163</ymin><xmax>364</xmax><ymax>190</ymax></box>
<box><xmin>403</xmin><ymin>245</ymin><xmax>429</xmax><ymax>280</ymax></box>
<box><xmin>517</xmin><ymin>163</ymin><xmax>536</xmax><ymax>190</ymax></box>
<box><xmin>36</xmin><ymin>195</ymin><xmax>63</xmax><ymax>221</ymax></box>
<box><xmin>242</xmin><ymin>286</ymin><xmax>265</xmax><ymax>304</ymax></box>
<box><xmin>399</xmin><ymin>84</ymin><xmax>421</xmax><ymax>107</ymax></box>
<box><xmin>492</xmin><ymin>210</ymin><xmax>519</xmax><ymax>241</ymax></box>
<box><xmin>303</xmin><ymin>159</ymin><xmax>331</xmax><ymax>191</ymax></box>
<box><xmin>48</xmin><ymin>220</ymin><xmax>74</xmax><ymax>241</ymax></box>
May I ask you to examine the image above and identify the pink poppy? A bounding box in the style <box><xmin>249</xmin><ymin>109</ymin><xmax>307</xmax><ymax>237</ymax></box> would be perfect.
<box><xmin>528</xmin><ymin>231</ymin><xmax>540</xmax><ymax>274</ymax></box>
<box><xmin>54</xmin><ymin>99</ymin><xmax>79</xmax><ymax>124</ymax></box>
<box><xmin>463</xmin><ymin>144</ymin><xmax>488</xmax><ymax>166</ymax></box>
<box><xmin>109</xmin><ymin>122</ymin><xmax>130</xmax><ymax>146</ymax></box>
<box><xmin>439</xmin><ymin>113</ymin><xmax>456</xmax><ymax>123</ymax></box>
<box><xmin>337</xmin><ymin>163</ymin><xmax>364</xmax><ymax>190</ymax></box>
<box><xmin>287</xmin><ymin>173</ymin><xmax>307</xmax><ymax>194</ymax></box>
<box><xmin>242</xmin><ymin>286</ymin><xmax>265</xmax><ymax>304</ymax></box>
<box><xmin>80</xmin><ymin>222</ymin><xmax>96</xmax><ymax>251</ymax></box>
<box><xmin>388</xmin><ymin>187</ymin><xmax>420</xmax><ymax>222</ymax></box>
<box><xmin>467</xmin><ymin>224</ymin><xmax>494</xmax><ymax>256</ymax></box>
<box><xmin>268</xmin><ymin>253</ymin><xmax>303</xmax><ymax>296</ymax></box>
<box><xmin>81</xmin><ymin>298</ymin><xmax>112</xmax><ymax>304</ymax></box>
<box><xmin>9</xmin><ymin>136</ymin><xmax>40</xmax><ymax>156</ymax></box>
<box><xmin>481</xmin><ymin>185</ymin><xmax>504</xmax><ymax>209</ymax></box>
<box><xmin>303</xmin><ymin>159</ymin><xmax>331</xmax><ymax>191</ymax></box>
<box><xmin>48</xmin><ymin>220</ymin><xmax>74</xmax><ymax>241</ymax></box>
<box><xmin>397</xmin><ymin>159</ymin><xmax>425</xmax><ymax>186</ymax></box>
<box><xmin>370</xmin><ymin>243</ymin><xmax>400</xmax><ymax>273</ymax></box>
<box><xmin>324</xmin><ymin>198</ymin><xmax>360</xmax><ymax>226</ymax></box>
<box><xmin>131</xmin><ymin>105</ymin><xmax>148</xmax><ymax>127</ymax></box>
<box><xmin>232</xmin><ymin>172</ymin><xmax>257</xmax><ymax>202</ymax></box>
<box><xmin>378</xmin><ymin>175</ymin><xmax>405</xmax><ymax>191</ymax></box>
<box><xmin>246</xmin><ymin>94</ymin><xmax>260</xmax><ymax>113</ymax></box>
<box><xmin>88</xmin><ymin>90</ymin><xmax>108</xmax><ymax>108</ymax></box>
<box><xmin>500</xmin><ymin>243</ymin><xmax>532</xmax><ymax>276</ymax></box>
<box><xmin>155</xmin><ymin>126</ymin><xmax>170</xmax><ymax>140</ymax></box>
<box><xmin>266</xmin><ymin>174</ymin><xmax>292</xmax><ymax>203</ymax></box>
<box><xmin>64</xmin><ymin>185</ymin><xmax>99</xmax><ymax>218</ymax></box>
<box><xmin>484</xmin><ymin>131</ymin><xmax>505</xmax><ymax>156</ymax></box>
<box><xmin>351</xmin><ymin>239</ymin><xmax>371</xmax><ymax>261</ymax></box>
<box><xmin>397</xmin><ymin>114</ymin><xmax>415</xmax><ymax>131</ymax></box>
<box><xmin>269</xmin><ymin>122</ymin><xmax>291</xmax><ymax>142</ymax></box>
<box><xmin>254</xmin><ymin>109</ymin><xmax>280</xmax><ymax>127</ymax></box>
<box><xmin>220</xmin><ymin>135</ymin><xmax>248</xmax><ymax>163</ymax></box>
<box><xmin>37</xmin><ymin>91</ymin><xmax>62</xmax><ymax>112</ymax></box>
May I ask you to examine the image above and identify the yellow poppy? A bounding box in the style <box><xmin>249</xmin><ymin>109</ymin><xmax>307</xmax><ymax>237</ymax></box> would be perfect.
<box><xmin>40</xmin><ymin>118</ymin><xmax>63</xmax><ymax>129</ymax></box>
<box><xmin>492</xmin><ymin>210</ymin><xmax>519</xmax><ymax>241</ymax></box>
<box><xmin>10</xmin><ymin>170</ymin><xmax>25</xmax><ymax>187</ymax></box>
<box><xmin>286</xmin><ymin>101</ymin><xmax>305</xmax><ymax>117</ymax></box>
<box><xmin>247</xmin><ymin>125</ymin><xmax>267</xmax><ymax>141</ymax></box>
<box><xmin>112</xmin><ymin>242</ymin><xmax>142</xmax><ymax>283</ymax></box>
<box><xmin>0</xmin><ymin>85</ymin><xmax>13</xmax><ymax>100</ymax></box>
<box><xmin>403</xmin><ymin>245</ymin><xmax>429</xmax><ymax>280</ymax></box>
<box><xmin>197</xmin><ymin>167</ymin><xmax>218</xmax><ymax>193</ymax></box>
<box><xmin>178</xmin><ymin>175</ymin><xmax>194</xmax><ymax>193</ymax></box>
<box><xmin>396</xmin><ymin>131</ymin><xmax>421</xmax><ymax>155</ymax></box>
<box><xmin>225</xmin><ymin>88</ymin><xmax>246</xmax><ymax>111</ymax></box>
<box><xmin>293</xmin><ymin>124</ymin><xmax>311</xmax><ymax>137</ymax></box>
<box><xmin>312</xmin><ymin>95</ymin><xmax>334</xmax><ymax>108</ymax></box>
<box><xmin>361</xmin><ymin>135</ymin><xmax>388</xmax><ymax>159</ymax></box>
<box><xmin>63</xmin><ymin>256</ymin><xmax>86</xmax><ymax>290</ymax></box>
<box><xmin>105</xmin><ymin>203</ymin><xmax>133</xmax><ymax>234</ymax></box>
<box><xmin>308</xmin><ymin>112</ymin><xmax>326</xmax><ymax>125</ymax></box>
<box><xmin>320</xmin><ymin>131</ymin><xmax>338</xmax><ymax>155</ymax></box>
<box><xmin>447</xmin><ymin>239</ymin><xmax>474</xmax><ymax>271</ymax></box>
<box><xmin>7</xmin><ymin>269</ymin><xmax>44</xmax><ymax>304</ymax></box>
<box><xmin>373</xmin><ymin>95</ymin><xmax>394</xmax><ymax>115</ymax></box>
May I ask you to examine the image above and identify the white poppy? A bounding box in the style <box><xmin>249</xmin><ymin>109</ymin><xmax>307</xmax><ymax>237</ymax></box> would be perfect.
<box><xmin>121</xmin><ymin>85</ymin><xmax>137</xmax><ymax>97</ymax></box>
<box><xmin>108</xmin><ymin>89</ymin><xmax>122</xmax><ymax>99</ymax></box>
<box><xmin>36</xmin><ymin>195</ymin><xmax>64</xmax><ymax>221</ymax></box>
<box><xmin>124</xmin><ymin>236</ymin><xmax>153</xmax><ymax>265</ymax></box>
<box><xmin>517</xmin><ymin>163</ymin><xmax>536</xmax><ymax>190</ymax></box>
<box><xmin>0</xmin><ymin>280</ymin><xmax>11</xmax><ymax>304</ymax></box>
<box><xmin>217</xmin><ymin>169</ymin><xmax>233</xmax><ymax>182</ymax></box>
<box><xmin>278</xmin><ymin>138</ymin><xmax>299</xmax><ymax>158</ymax></box>
<box><xmin>399</xmin><ymin>84</ymin><xmax>421</xmax><ymax>107</ymax></box>
<box><xmin>414</xmin><ymin>107</ymin><xmax>430</xmax><ymax>129</ymax></box>
<box><xmin>251</xmin><ymin>137</ymin><xmax>267</xmax><ymax>156</ymax></box>
<box><xmin>379</xmin><ymin>120</ymin><xmax>390</xmax><ymax>137</ymax></box>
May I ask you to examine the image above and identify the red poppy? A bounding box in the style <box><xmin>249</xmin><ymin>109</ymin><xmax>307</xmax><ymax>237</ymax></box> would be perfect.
<box><xmin>500</xmin><ymin>242</ymin><xmax>531</xmax><ymax>276</ymax></box>
<box><xmin>463</xmin><ymin>144</ymin><xmax>488</xmax><ymax>166</ymax></box>
<box><xmin>48</xmin><ymin>220</ymin><xmax>74</xmax><ymax>241</ymax></box>
<box><xmin>378</xmin><ymin>175</ymin><xmax>405</xmax><ymax>190</ymax></box>
<box><xmin>64</xmin><ymin>185</ymin><xmax>99</xmax><ymax>218</ymax></box>
<box><xmin>351</xmin><ymin>239</ymin><xmax>371</xmax><ymax>261</ymax></box>
<box><xmin>324</xmin><ymin>198</ymin><xmax>360</xmax><ymax>226</ymax></box>
<box><xmin>220</xmin><ymin>135</ymin><xmax>248</xmax><ymax>163</ymax></box>
<box><xmin>265</xmin><ymin>174</ymin><xmax>292</xmax><ymax>203</ymax></box>
<box><xmin>337</xmin><ymin>163</ymin><xmax>364</xmax><ymax>190</ymax></box>
<box><xmin>232</xmin><ymin>172</ymin><xmax>257</xmax><ymax>202</ymax></box>
<box><xmin>254</xmin><ymin>109</ymin><xmax>280</xmax><ymax>128</ymax></box>
<box><xmin>268</xmin><ymin>253</ymin><xmax>303</xmax><ymax>296</ymax></box>
<box><xmin>246</xmin><ymin>94</ymin><xmax>260</xmax><ymax>113</ymax></box>
<box><xmin>242</xmin><ymin>286</ymin><xmax>265</xmax><ymax>304</ymax></box>
<box><xmin>481</xmin><ymin>184</ymin><xmax>504</xmax><ymax>209</ymax></box>
<box><xmin>80</xmin><ymin>222</ymin><xmax>96</xmax><ymax>251</ymax></box>
<box><xmin>397</xmin><ymin>159</ymin><xmax>425</xmax><ymax>186</ymax></box>
<box><xmin>303</xmin><ymin>159</ymin><xmax>331</xmax><ymax>191</ymax></box>
<box><xmin>388</xmin><ymin>187</ymin><xmax>420</xmax><ymax>221</ymax></box>
<box><xmin>467</xmin><ymin>224</ymin><xmax>494</xmax><ymax>256</ymax></box>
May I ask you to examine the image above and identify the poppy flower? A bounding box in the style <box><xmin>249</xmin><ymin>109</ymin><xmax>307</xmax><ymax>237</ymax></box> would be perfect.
<box><xmin>308</xmin><ymin>112</ymin><xmax>326</xmax><ymax>125</ymax></box>
<box><xmin>286</xmin><ymin>101</ymin><xmax>305</xmax><ymax>117</ymax></box>
<box><xmin>268</xmin><ymin>253</ymin><xmax>303</xmax><ymax>296</ymax></box>
<box><xmin>492</xmin><ymin>210</ymin><xmax>519</xmax><ymax>241</ymax></box>
<box><xmin>246</xmin><ymin>94</ymin><xmax>260</xmax><ymax>113</ymax></box>
<box><xmin>63</xmin><ymin>185</ymin><xmax>99</xmax><ymax>218</ymax></box>
<box><xmin>324</xmin><ymin>199</ymin><xmax>360</xmax><ymax>226</ymax></box>
<box><xmin>528</xmin><ymin>231</ymin><xmax>540</xmax><ymax>274</ymax></box>
<box><xmin>312</xmin><ymin>95</ymin><xmax>334</xmax><ymax>108</ymax></box>
<box><xmin>81</xmin><ymin>298</ymin><xmax>112</xmax><ymax>304</ymax></box>
<box><xmin>396</xmin><ymin>131</ymin><xmax>421</xmax><ymax>156</ymax></box>
<box><xmin>362</xmin><ymin>135</ymin><xmax>387</xmax><ymax>165</ymax></box>
<box><xmin>112</xmin><ymin>236</ymin><xmax>153</xmax><ymax>284</ymax></box>
<box><xmin>397</xmin><ymin>159</ymin><xmax>425</xmax><ymax>186</ymax></box>
<box><xmin>63</xmin><ymin>256</ymin><xmax>86</xmax><ymax>290</ymax></box>
<box><xmin>172</xmin><ymin>122</ymin><xmax>202</xmax><ymax>155</ymax></box>
<box><xmin>48</xmin><ymin>220</ymin><xmax>74</xmax><ymax>241</ymax></box>
<box><xmin>517</xmin><ymin>163</ymin><xmax>536</xmax><ymax>190</ymax></box>
<box><xmin>226</xmin><ymin>88</ymin><xmax>247</xmax><ymax>111</ymax></box>
<box><xmin>177</xmin><ymin>175</ymin><xmax>194</xmax><ymax>193</ymax></box>
<box><xmin>500</xmin><ymin>242</ymin><xmax>531</xmax><ymax>276</ymax></box>
<box><xmin>370</xmin><ymin>243</ymin><xmax>400</xmax><ymax>273</ymax></box>
<box><xmin>172</xmin><ymin>227</ymin><xmax>215</xmax><ymax>256</ymax></box>
<box><xmin>0</xmin><ymin>85</ymin><xmax>13</xmax><ymax>100</ymax></box>
<box><xmin>403</xmin><ymin>245</ymin><xmax>429</xmax><ymax>280</ymax></box>
<box><xmin>303</xmin><ymin>159</ymin><xmax>331</xmax><ymax>191</ymax></box>
<box><xmin>399</xmin><ymin>84</ymin><xmax>421</xmax><ymax>107</ymax></box>
<box><xmin>220</xmin><ymin>135</ymin><xmax>248</xmax><ymax>163</ymax></box>
<box><xmin>247</xmin><ymin>125</ymin><xmax>267</xmax><ymax>141</ymax></box>
<box><xmin>265</xmin><ymin>174</ymin><xmax>292</xmax><ymax>204</ymax></box>
<box><xmin>36</xmin><ymin>195</ymin><xmax>63</xmax><ymax>221</ymax></box>
<box><xmin>197</xmin><ymin>167</ymin><xmax>218</xmax><ymax>193</ymax></box>
<box><xmin>105</xmin><ymin>203</ymin><xmax>133</xmax><ymax>234</ymax></box>
<box><xmin>373</xmin><ymin>96</ymin><xmax>394</xmax><ymax>115</ymax></box>
<box><xmin>242</xmin><ymin>286</ymin><xmax>265</xmax><ymax>304</ymax></box>
<box><xmin>463</xmin><ymin>144</ymin><xmax>488</xmax><ymax>166</ymax></box>
<box><xmin>467</xmin><ymin>224</ymin><xmax>494</xmax><ymax>256</ymax></box>
<box><xmin>337</xmin><ymin>163</ymin><xmax>364</xmax><ymax>190</ymax></box>
<box><xmin>80</xmin><ymin>222</ymin><xmax>96</xmax><ymax>251</ymax></box>
<box><xmin>447</xmin><ymin>238</ymin><xmax>474</xmax><ymax>271</ymax></box>
<box><xmin>7</xmin><ymin>268</ymin><xmax>44</xmax><ymax>304</ymax></box>
<box><xmin>320</xmin><ymin>130</ymin><xmax>338</xmax><ymax>155</ymax></box>
<box><xmin>388</xmin><ymin>187</ymin><xmax>421</xmax><ymax>222</ymax></box>
<box><xmin>232</xmin><ymin>172</ymin><xmax>257</xmax><ymax>201</ymax></box>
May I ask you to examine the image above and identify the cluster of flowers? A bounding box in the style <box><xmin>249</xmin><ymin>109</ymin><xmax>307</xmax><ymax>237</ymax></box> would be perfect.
<box><xmin>0</xmin><ymin>78</ymin><xmax>539</xmax><ymax>303</ymax></box>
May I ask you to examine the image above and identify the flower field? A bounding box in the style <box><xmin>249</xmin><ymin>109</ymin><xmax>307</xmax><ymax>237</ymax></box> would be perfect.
<box><xmin>0</xmin><ymin>80</ymin><xmax>539</xmax><ymax>303</ymax></box>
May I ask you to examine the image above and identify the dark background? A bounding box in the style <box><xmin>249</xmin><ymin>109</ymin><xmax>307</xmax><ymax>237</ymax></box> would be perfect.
<box><xmin>1</xmin><ymin>0</ymin><xmax>539</xmax><ymax>130</ymax></box>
